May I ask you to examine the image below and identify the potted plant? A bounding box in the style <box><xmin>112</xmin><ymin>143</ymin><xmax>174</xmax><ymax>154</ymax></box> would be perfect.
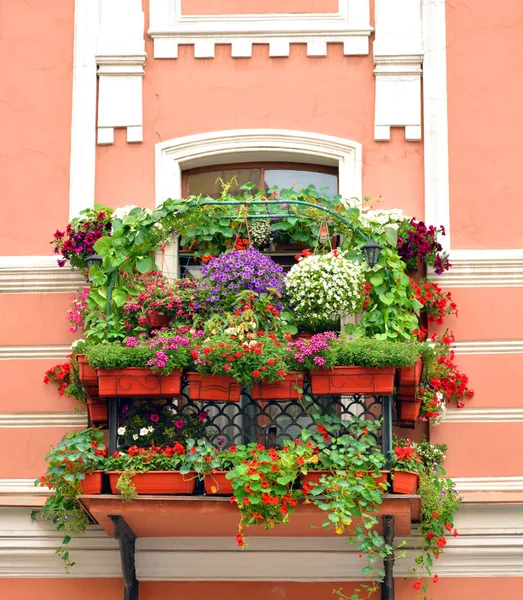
<box><xmin>390</xmin><ymin>440</ymin><xmax>422</xmax><ymax>494</ymax></box>
<box><xmin>86</xmin><ymin>331</ymin><xmax>192</xmax><ymax>397</ymax></box>
<box><xmin>104</xmin><ymin>443</ymin><xmax>195</xmax><ymax>497</ymax></box>
<box><xmin>32</xmin><ymin>429</ymin><xmax>108</xmax><ymax>571</ymax></box>
<box><xmin>184</xmin><ymin>439</ymin><xmax>240</xmax><ymax>495</ymax></box>
<box><xmin>190</xmin><ymin>331</ymin><xmax>302</xmax><ymax>401</ymax></box>
<box><xmin>285</xmin><ymin>250</ymin><xmax>366</xmax><ymax>334</ymax></box>
<box><xmin>305</xmin><ymin>337</ymin><xmax>420</xmax><ymax>395</ymax></box>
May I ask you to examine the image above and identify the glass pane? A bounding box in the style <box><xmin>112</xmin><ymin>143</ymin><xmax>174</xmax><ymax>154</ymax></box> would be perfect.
<box><xmin>187</xmin><ymin>168</ymin><xmax>261</xmax><ymax>198</ymax></box>
<box><xmin>264</xmin><ymin>169</ymin><xmax>337</xmax><ymax>199</ymax></box>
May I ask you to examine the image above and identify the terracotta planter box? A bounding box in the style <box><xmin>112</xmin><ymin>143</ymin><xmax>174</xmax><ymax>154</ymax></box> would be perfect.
<box><xmin>76</xmin><ymin>355</ymin><xmax>99</xmax><ymax>396</ymax></box>
<box><xmin>186</xmin><ymin>372</ymin><xmax>241</xmax><ymax>402</ymax></box>
<box><xmin>97</xmin><ymin>368</ymin><xmax>182</xmax><ymax>397</ymax></box>
<box><xmin>301</xmin><ymin>470</ymin><xmax>330</xmax><ymax>488</ymax></box>
<box><xmin>80</xmin><ymin>471</ymin><xmax>103</xmax><ymax>495</ymax></box>
<box><xmin>373</xmin><ymin>470</ymin><xmax>390</xmax><ymax>491</ymax></box>
<box><xmin>87</xmin><ymin>396</ymin><xmax>108</xmax><ymax>424</ymax></box>
<box><xmin>251</xmin><ymin>373</ymin><xmax>305</xmax><ymax>400</ymax></box>
<box><xmin>108</xmin><ymin>471</ymin><xmax>197</xmax><ymax>495</ymax></box>
<box><xmin>310</xmin><ymin>366</ymin><xmax>396</xmax><ymax>395</ymax></box>
<box><xmin>204</xmin><ymin>471</ymin><xmax>234</xmax><ymax>495</ymax></box>
<box><xmin>392</xmin><ymin>470</ymin><xmax>419</xmax><ymax>495</ymax></box>
<box><xmin>396</xmin><ymin>399</ymin><xmax>422</xmax><ymax>422</ymax></box>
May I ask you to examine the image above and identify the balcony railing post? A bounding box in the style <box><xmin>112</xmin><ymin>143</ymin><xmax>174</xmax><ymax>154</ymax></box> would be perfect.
<box><xmin>381</xmin><ymin>395</ymin><xmax>393</xmax><ymax>468</ymax></box>
<box><xmin>380</xmin><ymin>515</ymin><xmax>395</xmax><ymax>600</ymax></box>
<box><xmin>108</xmin><ymin>398</ymin><xmax>118</xmax><ymax>455</ymax></box>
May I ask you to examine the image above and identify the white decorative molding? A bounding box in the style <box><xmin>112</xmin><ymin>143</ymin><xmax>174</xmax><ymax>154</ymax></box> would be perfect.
<box><xmin>444</xmin><ymin>408</ymin><xmax>523</xmax><ymax>423</ymax></box>
<box><xmin>69</xmin><ymin>0</ymin><xmax>99</xmax><ymax>219</ymax></box>
<box><xmin>373</xmin><ymin>0</ymin><xmax>423</xmax><ymax>141</ymax></box>
<box><xmin>428</xmin><ymin>249</ymin><xmax>523</xmax><ymax>287</ymax></box>
<box><xmin>149</xmin><ymin>0</ymin><xmax>372</xmax><ymax>59</ymax></box>
<box><xmin>96</xmin><ymin>0</ymin><xmax>146</xmax><ymax>144</ymax></box>
<box><xmin>0</xmin><ymin>413</ymin><xmax>87</xmax><ymax>428</ymax></box>
<box><xmin>422</xmin><ymin>0</ymin><xmax>450</xmax><ymax>250</ymax></box>
<box><xmin>453</xmin><ymin>477</ymin><xmax>523</xmax><ymax>493</ymax></box>
<box><xmin>453</xmin><ymin>340</ymin><xmax>523</xmax><ymax>355</ymax></box>
<box><xmin>0</xmin><ymin>480</ymin><xmax>50</xmax><ymax>496</ymax></box>
<box><xmin>0</xmin><ymin>257</ymin><xmax>84</xmax><ymax>294</ymax></box>
<box><xmin>0</xmin><ymin>345</ymin><xmax>71</xmax><ymax>361</ymax></box>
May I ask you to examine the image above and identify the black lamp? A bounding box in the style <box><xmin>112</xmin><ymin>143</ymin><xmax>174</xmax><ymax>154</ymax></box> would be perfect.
<box><xmin>361</xmin><ymin>240</ymin><xmax>383</xmax><ymax>268</ymax></box>
<box><xmin>85</xmin><ymin>253</ymin><xmax>103</xmax><ymax>270</ymax></box>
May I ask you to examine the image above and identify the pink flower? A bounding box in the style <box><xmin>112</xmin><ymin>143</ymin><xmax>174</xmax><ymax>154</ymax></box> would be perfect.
<box><xmin>174</xmin><ymin>419</ymin><xmax>184</xmax><ymax>429</ymax></box>
<box><xmin>150</xmin><ymin>414</ymin><xmax>160</xmax><ymax>423</ymax></box>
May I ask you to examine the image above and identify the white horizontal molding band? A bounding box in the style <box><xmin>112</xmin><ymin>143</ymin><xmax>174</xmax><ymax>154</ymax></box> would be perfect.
<box><xmin>0</xmin><ymin>480</ymin><xmax>50</xmax><ymax>496</ymax></box>
<box><xmin>149</xmin><ymin>0</ymin><xmax>372</xmax><ymax>58</ymax></box>
<box><xmin>428</xmin><ymin>249</ymin><xmax>523</xmax><ymax>287</ymax></box>
<box><xmin>453</xmin><ymin>340</ymin><xmax>523</xmax><ymax>355</ymax></box>
<box><xmin>453</xmin><ymin>477</ymin><xmax>523</xmax><ymax>493</ymax></box>
<box><xmin>0</xmin><ymin>412</ymin><xmax>87</xmax><ymax>428</ymax></box>
<box><xmin>444</xmin><ymin>408</ymin><xmax>523</xmax><ymax>423</ymax></box>
<box><xmin>0</xmin><ymin>345</ymin><xmax>71</xmax><ymax>360</ymax></box>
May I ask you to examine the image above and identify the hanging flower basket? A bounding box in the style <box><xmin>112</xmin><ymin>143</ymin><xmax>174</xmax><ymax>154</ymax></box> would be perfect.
<box><xmin>310</xmin><ymin>366</ymin><xmax>396</xmax><ymax>395</ymax></box>
<box><xmin>204</xmin><ymin>471</ymin><xmax>234</xmax><ymax>495</ymax></box>
<box><xmin>76</xmin><ymin>355</ymin><xmax>99</xmax><ymax>396</ymax></box>
<box><xmin>186</xmin><ymin>372</ymin><xmax>241</xmax><ymax>402</ymax></box>
<box><xmin>97</xmin><ymin>368</ymin><xmax>182</xmax><ymax>397</ymax></box>
<box><xmin>80</xmin><ymin>471</ymin><xmax>103</xmax><ymax>495</ymax></box>
<box><xmin>108</xmin><ymin>471</ymin><xmax>196</xmax><ymax>495</ymax></box>
<box><xmin>86</xmin><ymin>396</ymin><xmax>108</xmax><ymax>424</ymax></box>
<box><xmin>392</xmin><ymin>470</ymin><xmax>419</xmax><ymax>494</ymax></box>
<box><xmin>250</xmin><ymin>373</ymin><xmax>305</xmax><ymax>400</ymax></box>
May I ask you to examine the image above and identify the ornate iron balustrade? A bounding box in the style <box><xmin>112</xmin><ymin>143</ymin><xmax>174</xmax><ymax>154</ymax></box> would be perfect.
<box><xmin>103</xmin><ymin>372</ymin><xmax>394</xmax><ymax>466</ymax></box>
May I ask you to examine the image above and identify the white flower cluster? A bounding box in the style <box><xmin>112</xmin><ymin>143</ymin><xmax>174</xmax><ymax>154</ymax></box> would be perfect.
<box><xmin>429</xmin><ymin>392</ymin><xmax>447</xmax><ymax>426</ymax></box>
<box><xmin>359</xmin><ymin>208</ymin><xmax>408</xmax><ymax>231</ymax></box>
<box><xmin>285</xmin><ymin>251</ymin><xmax>365</xmax><ymax>322</ymax></box>
<box><xmin>117</xmin><ymin>425</ymin><xmax>155</xmax><ymax>439</ymax></box>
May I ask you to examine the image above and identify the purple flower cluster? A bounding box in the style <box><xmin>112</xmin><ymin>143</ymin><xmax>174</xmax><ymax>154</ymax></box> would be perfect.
<box><xmin>287</xmin><ymin>332</ymin><xmax>338</xmax><ymax>370</ymax></box>
<box><xmin>397</xmin><ymin>219</ymin><xmax>451</xmax><ymax>274</ymax></box>
<box><xmin>198</xmin><ymin>248</ymin><xmax>285</xmax><ymax>307</ymax></box>
<box><xmin>52</xmin><ymin>209</ymin><xmax>112</xmax><ymax>269</ymax></box>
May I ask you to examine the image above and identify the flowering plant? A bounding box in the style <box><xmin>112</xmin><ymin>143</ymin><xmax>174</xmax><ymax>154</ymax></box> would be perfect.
<box><xmin>286</xmin><ymin>331</ymin><xmax>339</xmax><ymax>370</ymax></box>
<box><xmin>285</xmin><ymin>250</ymin><xmax>365</xmax><ymax>331</ymax></box>
<box><xmin>411</xmin><ymin>279</ymin><xmax>457</xmax><ymax>325</ymax></box>
<box><xmin>43</xmin><ymin>360</ymin><xmax>86</xmax><ymax>403</ymax></box>
<box><xmin>122</xmin><ymin>271</ymin><xmax>199</xmax><ymax>331</ymax></box>
<box><xmin>418</xmin><ymin>386</ymin><xmax>446</xmax><ymax>425</ymax></box>
<box><xmin>52</xmin><ymin>206</ymin><xmax>113</xmax><ymax>270</ymax></box>
<box><xmin>225</xmin><ymin>442</ymin><xmax>301</xmax><ymax>547</ymax></box>
<box><xmin>397</xmin><ymin>218</ymin><xmax>450</xmax><ymax>274</ymax></box>
<box><xmin>391</xmin><ymin>440</ymin><xmax>422</xmax><ymax>473</ymax></box>
<box><xmin>66</xmin><ymin>287</ymin><xmax>90</xmax><ymax>333</ymax></box>
<box><xmin>394</xmin><ymin>439</ymin><xmax>460</xmax><ymax>598</ymax></box>
<box><xmin>198</xmin><ymin>249</ymin><xmax>285</xmax><ymax>311</ymax></box>
<box><xmin>183</xmin><ymin>439</ymin><xmax>240</xmax><ymax>476</ymax></box>
<box><xmin>32</xmin><ymin>429</ymin><xmax>108</xmax><ymax>571</ymax></box>
<box><xmin>191</xmin><ymin>331</ymin><xmax>291</xmax><ymax>387</ymax></box>
<box><xmin>116</xmin><ymin>402</ymin><xmax>210</xmax><ymax>449</ymax></box>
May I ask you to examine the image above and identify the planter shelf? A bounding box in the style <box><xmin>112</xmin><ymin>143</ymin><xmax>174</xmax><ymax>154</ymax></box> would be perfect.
<box><xmin>310</xmin><ymin>366</ymin><xmax>396</xmax><ymax>395</ymax></box>
<box><xmin>97</xmin><ymin>368</ymin><xmax>182</xmax><ymax>398</ymax></box>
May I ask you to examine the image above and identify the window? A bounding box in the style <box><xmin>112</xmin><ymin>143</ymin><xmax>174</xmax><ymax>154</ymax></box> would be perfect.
<box><xmin>182</xmin><ymin>162</ymin><xmax>338</xmax><ymax>198</ymax></box>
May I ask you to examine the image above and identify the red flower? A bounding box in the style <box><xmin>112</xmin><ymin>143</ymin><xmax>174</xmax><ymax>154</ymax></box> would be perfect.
<box><xmin>412</xmin><ymin>581</ymin><xmax>422</xmax><ymax>591</ymax></box>
<box><xmin>277</xmin><ymin>369</ymin><xmax>286</xmax><ymax>376</ymax></box>
<box><xmin>436</xmin><ymin>537</ymin><xmax>447</xmax><ymax>548</ymax></box>
<box><xmin>453</xmin><ymin>529</ymin><xmax>459</xmax><ymax>537</ymax></box>
<box><xmin>433</xmin><ymin>575</ymin><xmax>439</xmax><ymax>584</ymax></box>
<box><xmin>224</xmin><ymin>364</ymin><xmax>231</xmax><ymax>371</ymax></box>
<box><xmin>267</xmin><ymin>359</ymin><xmax>275</xmax><ymax>366</ymax></box>
<box><xmin>425</xmin><ymin>532</ymin><xmax>435</xmax><ymax>541</ymax></box>
<box><xmin>432</xmin><ymin>511</ymin><xmax>439</xmax><ymax>519</ymax></box>
<box><xmin>445</xmin><ymin>522</ymin><xmax>452</xmax><ymax>532</ymax></box>
<box><xmin>252</xmin><ymin>370</ymin><xmax>261</xmax><ymax>377</ymax></box>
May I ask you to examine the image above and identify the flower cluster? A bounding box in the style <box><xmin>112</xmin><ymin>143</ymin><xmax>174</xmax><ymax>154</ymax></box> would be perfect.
<box><xmin>392</xmin><ymin>440</ymin><xmax>422</xmax><ymax>472</ymax></box>
<box><xmin>419</xmin><ymin>386</ymin><xmax>446</xmax><ymax>425</ymax></box>
<box><xmin>359</xmin><ymin>207</ymin><xmax>406</xmax><ymax>231</ymax></box>
<box><xmin>192</xmin><ymin>331</ymin><xmax>290</xmax><ymax>387</ymax></box>
<box><xmin>51</xmin><ymin>207</ymin><xmax>113</xmax><ymax>270</ymax></box>
<box><xmin>285</xmin><ymin>250</ymin><xmax>365</xmax><ymax>329</ymax></box>
<box><xmin>249</xmin><ymin>218</ymin><xmax>273</xmax><ymax>249</ymax></box>
<box><xmin>411</xmin><ymin>279</ymin><xmax>457</xmax><ymax>325</ymax></box>
<box><xmin>122</xmin><ymin>271</ymin><xmax>199</xmax><ymax>331</ymax></box>
<box><xmin>286</xmin><ymin>331</ymin><xmax>338</xmax><ymax>370</ymax></box>
<box><xmin>44</xmin><ymin>362</ymin><xmax>74</xmax><ymax>397</ymax></box>
<box><xmin>198</xmin><ymin>248</ymin><xmax>285</xmax><ymax>310</ymax></box>
<box><xmin>66</xmin><ymin>287</ymin><xmax>90</xmax><ymax>333</ymax></box>
<box><xmin>397</xmin><ymin>218</ymin><xmax>450</xmax><ymax>274</ymax></box>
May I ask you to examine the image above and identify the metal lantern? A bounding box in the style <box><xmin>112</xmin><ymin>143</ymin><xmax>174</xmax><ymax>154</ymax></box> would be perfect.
<box><xmin>85</xmin><ymin>253</ymin><xmax>103</xmax><ymax>270</ymax></box>
<box><xmin>361</xmin><ymin>240</ymin><xmax>383</xmax><ymax>268</ymax></box>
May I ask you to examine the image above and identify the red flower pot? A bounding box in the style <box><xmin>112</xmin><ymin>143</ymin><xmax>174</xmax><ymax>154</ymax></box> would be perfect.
<box><xmin>80</xmin><ymin>471</ymin><xmax>103</xmax><ymax>495</ymax></box>
<box><xmin>108</xmin><ymin>471</ymin><xmax>196</xmax><ymax>495</ymax></box>
<box><xmin>301</xmin><ymin>470</ymin><xmax>330</xmax><ymax>487</ymax></box>
<box><xmin>148</xmin><ymin>311</ymin><xmax>170</xmax><ymax>328</ymax></box>
<box><xmin>204</xmin><ymin>471</ymin><xmax>234</xmax><ymax>495</ymax></box>
<box><xmin>392</xmin><ymin>470</ymin><xmax>419</xmax><ymax>494</ymax></box>
<box><xmin>396</xmin><ymin>399</ymin><xmax>422</xmax><ymax>422</ymax></box>
<box><xmin>397</xmin><ymin>359</ymin><xmax>423</xmax><ymax>422</ymax></box>
<box><xmin>186</xmin><ymin>372</ymin><xmax>241</xmax><ymax>402</ymax></box>
<box><xmin>76</xmin><ymin>355</ymin><xmax>99</xmax><ymax>396</ymax></box>
<box><xmin>97</xmin><ymin>368</ymin><xmax>182</xmax><ymax>397</ymax></box>
<box><xmin>87</xmin><ymin>396</ymin><xmax>108</xmax><ymax>423</ymax></box>
<box><xmin>310</xmin><ymin>366</ymin><xmax>396</xmax><ymax>395</ymax></box>
<box><xmin>251</xmin><ymin>373</ymin><xmax>305</xmax><ymax>400</ymax></box>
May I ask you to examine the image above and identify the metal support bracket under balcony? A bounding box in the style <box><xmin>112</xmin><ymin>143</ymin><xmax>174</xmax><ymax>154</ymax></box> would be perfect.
<box><xmin>110</xmin><ymin>515</ymin><xmax>139</xmax><ymax>600</ymax></box>
<box><xmin>380</xmin><ymin>514</ymin><xmax>395</xmax><ymax>600</ymax></box>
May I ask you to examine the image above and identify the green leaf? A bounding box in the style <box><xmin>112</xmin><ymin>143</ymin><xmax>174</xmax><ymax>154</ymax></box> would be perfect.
<box><xmin>384</xmin><ymin>226</ymin><xmax>398</xmax><ymax>247</ymax></box>
<box><xmin>361</xmin><ymin>566</ymin><xmax>374</xmax><ymax>576</ymax></box>
<box><xmin>136</xmin><ymin>256</ymin><xmax>153</xmax><ymax>273</ymax></box>
<box><xmin>369</xmin><ymin>275</ymin><xmax>384</xmax><ymax>286</ymax></box>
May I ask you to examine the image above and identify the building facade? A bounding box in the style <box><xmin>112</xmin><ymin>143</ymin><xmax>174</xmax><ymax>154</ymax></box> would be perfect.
<box><xmin>0</xmin><ymin>1</ymin><xmax>522</xmax><ymax>599</ymax></box>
